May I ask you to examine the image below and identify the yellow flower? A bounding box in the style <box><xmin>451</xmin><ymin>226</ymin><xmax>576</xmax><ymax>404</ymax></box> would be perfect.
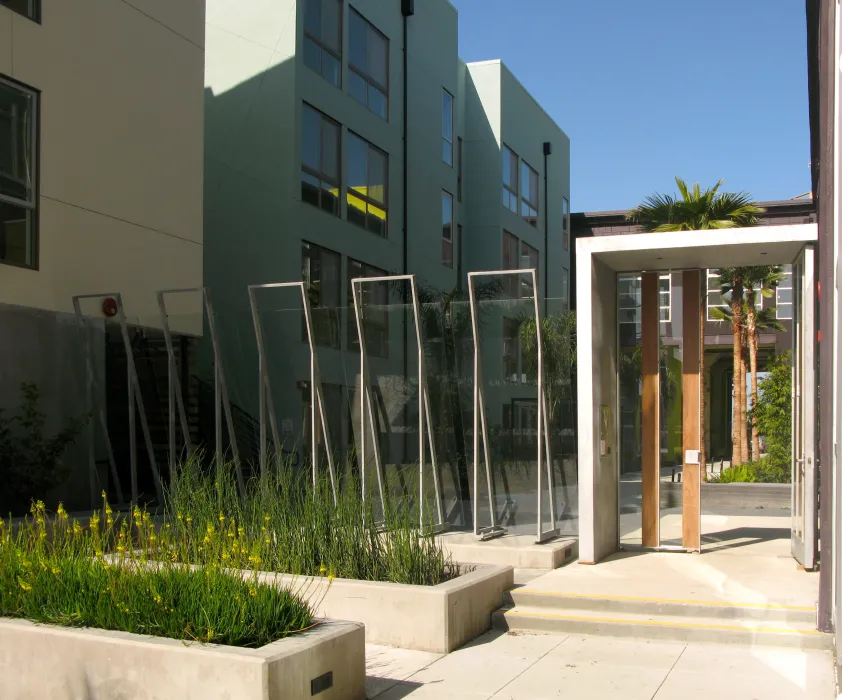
<box><xmin>18</xmin><ymin>580</ymin><xmax>31</xmax><ymax>592</ymax></box>
<box><xmin>177</xmin><ymin>513</ymin><xmax>183</xmax><ymax>521</ymax></box>
<box><xmin>52</xmin><ymin>568</ymin><xmax>60</xmax><ymax>575</ymax></box>
<box><xmin>319</xmin><ymin>564</ymin><xmax>327</xmax><ymax>575</ymax></box>
<box><xmin>153</xmin><ymin>594</ymin><xmax>162</xmax><ymax>605</ymax></box>
<box><xmin>218</xmin><ymin>514</ymin><xmax>225</xmax><ymax>523</ymax></box>
<box><xmin>57</xmin><ymin>503</ymin><xmax>68</xmax><ymax>520</ymax></box>
<box><xmin>117</xmin><ymin>544</ymin><xmax>125</xmax><ymax>552</ymax></box>
<box><xmin>185</xmin><ymin>515</ymin><xmax>192</xmax><ymax>523</ymax></box>
<box><xmin>249</xmin><ymin>588</ymin><xmax>257</xmax><ymax>598</ymax></box>
<box><xmin>264</xmin><ymin>538</ymin><xmax>270</xmax><ymax>546</ymax></box>
<box><xmin>263</xmin><ymin>514</ymin><xmax>270</xmax><ymax>522</ymax></box>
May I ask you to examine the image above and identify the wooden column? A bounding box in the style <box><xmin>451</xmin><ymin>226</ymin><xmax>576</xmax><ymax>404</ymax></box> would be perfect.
<box><xmin>682</xmin><ymin>270</ymin><xmax>702</xmax><ymax>550</ymax></box>
<box><xmin>641</xmin><ymin>272</ymin><xmax>660</xmax><ymax>547</ymax></box>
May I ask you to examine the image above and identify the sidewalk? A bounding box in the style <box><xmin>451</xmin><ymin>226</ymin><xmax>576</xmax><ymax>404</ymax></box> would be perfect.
<box><xmin>366</xmin><ymin>629</ymin><xmax>836</xmax><ymax>699</ymax></box>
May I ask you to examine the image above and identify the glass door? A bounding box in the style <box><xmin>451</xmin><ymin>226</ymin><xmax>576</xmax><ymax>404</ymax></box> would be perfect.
<box><xmin>791</xmin><ymin>245</ymin><xmax>817</xmax><ymax>569</ymax></box>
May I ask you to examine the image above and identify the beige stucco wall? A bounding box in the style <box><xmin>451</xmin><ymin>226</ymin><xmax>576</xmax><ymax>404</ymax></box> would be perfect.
<box><xmin>0</xmin><ymin>0</ymin><xmax>205</xmax><ymax>318</ymax></box>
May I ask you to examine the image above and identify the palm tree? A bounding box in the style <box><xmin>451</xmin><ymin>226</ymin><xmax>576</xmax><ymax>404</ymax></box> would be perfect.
<box><xmin>628</xmin><ymin>177</ymin><xmax>764</xmax><ymax>469</ymax></box>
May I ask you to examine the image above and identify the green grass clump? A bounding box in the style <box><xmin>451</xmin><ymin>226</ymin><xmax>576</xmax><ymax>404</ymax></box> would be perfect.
<box><xmin>165</xmin><ymin>456</ymin><xmax>456</xmax><ymax>586</ymax></box>
<box><xmin>709</xmin><ymin>457</ymin><xmax>790</xmax><ymax>484</ymax></box>
<box><xmin>0</xmin><ymin>501</ymin><xmax>313</xmax><ymax>648</ymax></box>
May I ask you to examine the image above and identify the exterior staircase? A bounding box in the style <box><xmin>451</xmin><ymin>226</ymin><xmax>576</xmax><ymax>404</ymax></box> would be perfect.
<box><xmin>492</xmin><ymin>588</ymin><xmax>830</xmax><ymax>650</ymax></box>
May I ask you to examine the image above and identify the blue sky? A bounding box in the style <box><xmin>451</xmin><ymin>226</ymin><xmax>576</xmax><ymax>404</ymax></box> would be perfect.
<box><xmin>451</xmin><ymin>0</ymin><xmax>811</xmax><ymax>213</ymax></box>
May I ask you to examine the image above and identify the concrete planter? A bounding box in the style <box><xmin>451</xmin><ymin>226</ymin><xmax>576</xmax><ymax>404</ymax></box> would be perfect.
<box><xmin>702</xmin><ymin>482</ymin><xmax>791</xmax><ymax>510</ymax></box>
<box><xmin>0</xmin><ymin>617</ymin><xmax>365</xmax><ymax>700</ymax></box>
<box><xmin>257</xmin><ymin>564</ymin><xmax>514</xmax><ymax>653</ymax></box>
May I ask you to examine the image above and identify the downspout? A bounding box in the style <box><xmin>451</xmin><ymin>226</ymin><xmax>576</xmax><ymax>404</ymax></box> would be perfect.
<box><xmin>401</xmin><ymin>0</ymin><xmax>413</xmax><ymax>471</ymax></box>
<box><xmin>543</xmin><ymin>142</ymin><xmax>551</xmax><ymax>315</ymax></box>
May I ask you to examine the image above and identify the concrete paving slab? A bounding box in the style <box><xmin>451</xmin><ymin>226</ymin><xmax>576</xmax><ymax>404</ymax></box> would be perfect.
<box><xmin>437</xmin><ymin>533</ymin><xmax>577</xmax><ymax>570</ymax></box>
<box><xmin>366</xmin><ymin>645</ymin><xmax>442</xmax><ymax>699</ymax></box>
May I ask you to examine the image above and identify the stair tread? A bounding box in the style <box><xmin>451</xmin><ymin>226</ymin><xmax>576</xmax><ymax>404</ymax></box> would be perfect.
<box><xmin>497</xmin><ymin>605</ymin><xmax>823</xmax><ymax>636</ymax></box>
<box><xmin>512</xmin><ymin>589</ymin><xmax>815</xmax><ymax>611</ymax></box>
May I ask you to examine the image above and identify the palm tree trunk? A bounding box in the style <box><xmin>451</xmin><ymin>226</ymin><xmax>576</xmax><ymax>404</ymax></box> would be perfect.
<box><xmin>699</xmin><ymin>285</ymin><xmax>706</xmax><ymax>481</ymax></box>
<box><xmin>730</xmin><ymin>279</ymin><xmax>744</xmax><ymax>465</ymax></box>
<box><xmin>746</xmin><ymin>296</ymin><xmax>760</xmax><ymax>462</ymax></box>
<box><xmin>741</xmin><ymin>339</ymin><xmax>750</xmax><ymax>463</ymax></box>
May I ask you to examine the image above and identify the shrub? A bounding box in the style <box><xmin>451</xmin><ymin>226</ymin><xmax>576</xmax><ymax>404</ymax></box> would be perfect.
<box><xmin>0</xmin><ymin>501</ymin><xmax>314</xmax><ymax>648</ymax></box>
<box><xmin>751</xmin><ymin>352</ymin><xmax>792</xmax><ymax>481</ymax></box>
<box><xmin>164</xmin><ymin>456</ymin><xmax>456</xmax><ymax>586</ymax></box>
<box><xmin>0</xmin><ymin>383</ymin><xmax>87</xmax><ymax>515</ymax></box>
<box><xmin>710</xmin><ymin>457</ymin><xmax>789</xmax><ymax>484</ymax></box>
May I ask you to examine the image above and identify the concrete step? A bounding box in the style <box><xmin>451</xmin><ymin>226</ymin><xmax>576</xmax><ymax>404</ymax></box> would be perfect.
<box><xmin>504</xmin><ymin>589</ymin><xmax>817</xmax><ymax>624</ymax></box>
<box><xmin>492</xmin><ymin>604</ymin><xmax>830</xmax><ymax>650</ymax></box>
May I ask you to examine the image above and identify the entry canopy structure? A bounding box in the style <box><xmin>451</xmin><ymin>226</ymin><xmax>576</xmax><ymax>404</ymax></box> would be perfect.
<box><xmin>575</xmin><ymin>224</ymin><xmax>818</xmax><ymax>565</ymax></box>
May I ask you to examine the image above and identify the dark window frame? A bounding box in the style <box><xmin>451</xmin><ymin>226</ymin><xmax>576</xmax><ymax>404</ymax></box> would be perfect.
<box><xmin>346</xmin><ymin>130</ymin><xmax>389</xmax><ymax>237</ymax></box>
<box><xmin>442</xmin><ymin>88</ymin><xmax>454</xmax><ymax>166</ymax></box>
<box><xmin>348</xmin><ymin>7</ymin><xmax>390</xmax><ymax>120</ymax></box>
<box><xmin>303</xmin><ymin>0</ymin><xmax>343</xmax><ymax>87</ymax></box>
<box><xmin>301</xmin><ymin>240</ymin><xmax>342</xmax><ymax>349</ymax></box>
<box><xmin>347</xmin><ymin>257</ymin><xmax>390</xmax><ymax>358</ymax></box>
<box><xmin>501</xmin><ymin>144</ymin><xmax>518</xmax><ymax>213</ymax></box>
<box><xmin>0</xmin><ymin>0</ymin><xmax>41</xmax><ymax>23</ymax></box>
<box><xmin>520</xmin><ymin>160</ymin><xmax>539</xmax><ymax>227</ymax></box>
<box><xmin>441</xmin><ymin>189</ymin><xmax>454</xmax><ymax>268</ymax></box>
<box><xmin>0</xmin><ymin>74</ymin><xmax>39</xmax><ymax>270</ymax></box>
<box><xmin>301</xmin><ymin>102</ymin><xmax>341</xmax><ymax>217</ymax></box>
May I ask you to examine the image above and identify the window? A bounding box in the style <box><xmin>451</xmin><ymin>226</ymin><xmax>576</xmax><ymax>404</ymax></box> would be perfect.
<box><xmin>457</xmin><ymin>137</ymin><xmax>463</xmax><ymax>202</ymax></box>
<box><xmin>441</xmin><ymin>190</ymin><xmax>453</xmax><ymax>268</ymax></box>
<box><xmin>348</xmin><ymin>258</ymin><xmax>389</xmax><ymax>358</ymax></box>
<box><xmin>301</xmin><ymin>104</ymin><xmax>340</xmax><ymax>216</ymax></box>
<box><xmin>303</xmin><ymin>0</ymin><xmax>341</xmax><ymax>87</ymax></box>
<box><xmin>0</xmin><ymin>0</ymin><xmax>40</xmax><ymax>22</ymax></box>
<box><xmin>442</xmin><ymin>89</ymin><xmax>454</xmax><ymax>166</ymax></box>
<box><xmin>659</xmin><ymin>274</ymin><xmax>671</xmax><ymax>322</ymax></box>
<box><xmin>706</xmin><ymin>269</ymin><xmax>761</xmax><ymax>321</ymax></box>
<box><xmin>776</xmin><ymin>265</ymin><xmax>793</xmax><ymax>319</ymax></box>
<box><xmin>562</xmin><ymin>197</ymin><xmax>570</xmax><ymax>251</ymax></box>
<box><xmin>0</xmin><ymin>78</ymin><xmax>37</xmax><ymax>268</ymax></box>
<box><xmin>349</xmin><ymin>9</ymin><xmax>388</xmax><ymax>119</ymax></box>
<box><xmin>501</xmin><ymin>145</ymin><xmax>518</xmax><ymax>213</ymax></box>
<box><xmin>520</xmin><ymin>161</ymin><xmax>539</xmax><ymax>227</ymax></box>
<box><xmin>347</xmin><ymin>132</ymin><xmax>388</xmax><ymax>237</ymax></box>
<box><xmin>301</xmin><ymin>241</ymin><xmax>341</xmax><ymax>348</ymax></box>
<box><xmin>618</xmin><ymin>275</ymin><xmax>642</xmax><ymax>347</ymax></box>
<box><xmin>502</xmin><ymin>230</ymin><xmax>520</xmax><ymax>297</ymax></box>
<box><xmin>520</xmin><ymin>241</ymin><xmax>538</xmax><ymax>298</ymax></box>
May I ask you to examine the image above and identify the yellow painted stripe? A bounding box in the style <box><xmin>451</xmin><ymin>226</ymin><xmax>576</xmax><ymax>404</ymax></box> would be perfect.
<box><xmin>505</xmin><ymin>610</ymin><xmax>822</xmax><ymax>636</ymax></box>
<box><xmin>516</xmin><ymin>590</ymin><xmax>815</xmax><ymax>612</ymax></box>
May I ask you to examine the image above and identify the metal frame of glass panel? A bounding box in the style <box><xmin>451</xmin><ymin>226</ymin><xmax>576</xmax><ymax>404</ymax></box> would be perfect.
<box><xmin>157</xmin><ymin>287</ymin><xmax>245</xmax><ymax>498</ymax></box>
<box><xmin>350</xmin><ymin>274</ymin><xmax>445</xmax><ymax>528</ymax></box>
<box><xmin>72</xmin><ymin>293</ymin><xmax>162</xmax><ymax>507</ymax></box>
<box><xmin>248</xmin><ymin>282</ymin><xmax>338</xmax><ymax>503</ymax></box>
<box><xmin>467</xmin><ymin>270</ymin><xmax>559</xmax><ymax>543</ymax></box>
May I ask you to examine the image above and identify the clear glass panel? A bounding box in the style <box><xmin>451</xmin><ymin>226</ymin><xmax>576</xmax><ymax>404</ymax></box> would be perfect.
<box><xmin>321</xmin><ymin>118</ymin><xmax>339</xmax><ymax>180</ymax></box>
<box><xmin>0</xmin><ymin>79</ymin><xmax>35</xmax><ymax>204</ymax></box>
<box><xmin>303</xmin><ymin>0</ymin><xmax>321</xmax><ymax>38</ymax></box>
<box><xmin>0</xmin><ymin>199</ymin><xmax>33</xmax><ymax>266</ymax></box>
<box><xmin>659</xmin><ymin>272</ymin><xmax>683</xmax><ymax>547</ymax></box>
<box><xmin>349</xmin><ymin>10</ymin><xmax>367</xmax><ymax>70</ymax></box>
<box><xmin>368</xmin><ymin>148</ymin><xmax>386</xmax><ymax>204</ymax></box>
<box><xmin>619</xmin><ymin>274</ymin><xmax>643</xmax><ymax>547</ymax></box>
<box><xmin>442</xmin><ymin>91</ymin><xmax>453</xmax><ymax>144</ymax></box>
<box><xmin>367</xmin><ymin>29</ymin><xmax>388</xmax><ymax>87</ymax></box>
<box><xmin>322</xmin><ymin>51</ymin><xmax>340</xmax><ymax>87</ymax></box>
<box><xmin>442</xmin><ymin>140</ymin><xmax>452</xmax><ymax>167</ymax></box>
<box><xmin>303</xmin><ymin>36</ymin><xmax>322</xmax><ymax>76</ymax></box>
<box><xmin>368</xmin><ymin>85</ymin><xmax>387</xmax><ymax>119</ymax></box>
<box><xmin>301</xmin><ymin>105</ymin><xmax>321</xmax><ymax>172</ymax></box>
<box><xmin>322</xmin><ymin>0</ymin><xmax>342</xmax><ymax>53</ymax></box>
<box><xmin>347</xmin><ymin>132</ymin><xmax>367</xmax><ymax>191</ymax></box>
<box><xmin>349</xmin><ymin>70</ymin><xmax>367</xmax><ymax>106</ymax></box>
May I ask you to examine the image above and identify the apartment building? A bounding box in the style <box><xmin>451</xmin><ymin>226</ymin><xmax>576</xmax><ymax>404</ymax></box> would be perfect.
<box><xmin>0</xmin><ymin>0</ymin><xmax>205</xmax><ymax>510</ymax></box>
<box><xmin>203</xmin><ymin>0</ymin><xmax>571</xmax><ymax>464</ymax></box>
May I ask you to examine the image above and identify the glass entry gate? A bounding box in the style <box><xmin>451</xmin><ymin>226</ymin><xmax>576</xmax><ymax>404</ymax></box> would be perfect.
<box><xmin>791</xmin><ymin>245</ymin><xmax>817</xmax><ymax>569</ymax></box>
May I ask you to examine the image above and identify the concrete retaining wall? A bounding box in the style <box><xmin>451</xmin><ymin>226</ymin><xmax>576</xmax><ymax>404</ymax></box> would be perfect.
<box><xmin>0</xmin><ymin>618</ymin><xmax>365</xmax><ymax>700</ymax></box>
<box><xmin>257</xmin><ymin>564</ymin><xmax>514</xmax><ymax>653</ymax></box>
<box><xmin>702</xmin><ymin>483</ymin><xmax>791</xmax><ymax>511</ymax></box>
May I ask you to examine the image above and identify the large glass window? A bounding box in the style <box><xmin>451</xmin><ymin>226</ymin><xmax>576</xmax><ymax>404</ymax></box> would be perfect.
<box><xmin>348</xmin><ymin>258</ymin><xmax>389</xmax><ymax>358</ymax></box>
<box><xmin>520</xmin><ymin>241</ymin><xmax>539</xmax><ymax>298</ymax></box>
<box><xmin>349</xmin><ymin>9</ymin><xmax>389</xmax><ymax>119</ymax></box>
<box><xmin>0</xmin><ymin>78</ymin><xmax>37</xmax><ymax>268</ymax></box>
<box><xmin>562</xmin><ymin>197</ymin><xmax>570</xmax><ymax>251</ymax></box>
<box><xmin>303</xmin><ymin>0</ymin><xmax>341</xmax><ymax>87</ymax></box>
<box><xmin>301</xmin><ymin>104</ymin><xmax>340</xmax><ymax>216</ymax></box>
<box><xmin>442</xmin><ymin>190</ymin><xmax>453</xmax><ymax>267</ymax></box>
<box><xmin>501</xmin><ymin>145</ymin><xmax>518</xmax><ymax>213</ymax></box>
<box><xmin>502</xmin><ymin>230</ymin><xmax>519</xmax><ymax>297</ymax></box>
<box><xmin>520</xmin><ymin>161</ymin><xmax>538</xmax><ymax>227</ymax></box>
<box><xmin>776</xmin><ymin>265</ymin><xmax>793</xmax><ymax>319</ymax></box>
<box><xmin>442</xmin><ymin>89</ymin><xmax>454</xmax><ymax>166</ymax></box>
<box><xmin>706</xmin><ymin>269</ymin><xmax>761</xmax><ymax>320</ymax></box>
<box><xmin>0</xmin><ymin>0</ymin><xmax>40</xmax><ymax>22</ymax></box>
<box><xmin>502</xmin><ymin>317</ymin><xmax>521</xmax><ymax>382</ymax></box>
<box><xmin>659</xmin><ymin>274</ymin><xmax>671</xmax><ymax>322</ymax></box>
<box><xmin>301</xmin><ymin>241</ymin><xmax>341</xmax><ymax>348</ymax></box>
<box><xmin>347</xmin><ymin>132</ymin><xmax>388</xmax><ymax>237</ymax></box>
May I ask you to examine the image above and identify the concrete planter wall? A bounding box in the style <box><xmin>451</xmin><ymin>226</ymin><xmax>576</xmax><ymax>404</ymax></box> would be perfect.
<box><xmin>702</xmin><ymin>482</ymin><xmax>792</xmax><ymax>511</ymax></box>
<box><xmin>257</xmin><ymin>564</ymin><xmax>514</xmax><ymax>653</ymax></box>
<box><xmin>0</xmin><ymin>618</ymin><xmax>365</xmax><ymax>700</ymax></box>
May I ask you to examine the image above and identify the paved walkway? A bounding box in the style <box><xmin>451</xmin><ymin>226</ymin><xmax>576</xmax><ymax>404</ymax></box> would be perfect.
<box><xmin>366</xmin><ymin>630</ymin><xmax>836</xmax><ymax>699</ymax></box>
